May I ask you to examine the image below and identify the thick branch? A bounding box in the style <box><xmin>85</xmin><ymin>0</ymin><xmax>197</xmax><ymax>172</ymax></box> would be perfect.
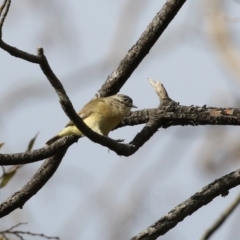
<box><xmin>0</xmin><ymin>0</ymin><xmax>187</xmax><ymax>217</ymax></box>
<box><xmin>119</xmin><ymin>105</ymin><xmax>240</xmax><ymax>129</ymax></box>
<box><xmin>1</xmin><ymin>103</ymin><xmax>240</xmax><ymax>165</ymax></box>
<box><xmin>131</xmin><ymin>169</ymin><xmax>240</xmax><ymax>240</ymax></box>
<box><xmin>0</xmin><ymin>136</ymin><xmax>76</xmax><ymax>165</ymax></box>
<box><xmin>36</xmin><ymin>48</ymin><xmax>137</xmax><ymax>151</ymax></box>
<box><xmin>0</xmin><ymin>0</ymin><xmax>188</xmax><ymax>158</ymax></box>
<box><xmin>97</xmin><ymin>0</ymin><xmax>186</xmax><ymax>97</ymax></box>
<box><xmin>0</xmin><ymin>148</ymin><xmax>67</xmax><ymax>218</ymax></box>
<box><xmin>50</xmin><ymin>103</ymin><xmax>240</xmax><ymax>156</ymax></box>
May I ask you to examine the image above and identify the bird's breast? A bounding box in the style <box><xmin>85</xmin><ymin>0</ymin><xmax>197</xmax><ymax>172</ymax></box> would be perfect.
<box><xmin>89</xmin><ymin>105</ymin><xmax>125</xmax><ymax>136</ymax></box>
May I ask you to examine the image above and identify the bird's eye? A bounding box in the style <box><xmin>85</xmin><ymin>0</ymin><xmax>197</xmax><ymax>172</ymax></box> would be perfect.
<box><xmin>123</xmin><ymin>97</ymin><xmax>130</xmax><ymax>104</ymax></box>
<box><xmin>122</xmin><ymin>96</ymin><xmax>133</xmax><ymax>106</ymax></box>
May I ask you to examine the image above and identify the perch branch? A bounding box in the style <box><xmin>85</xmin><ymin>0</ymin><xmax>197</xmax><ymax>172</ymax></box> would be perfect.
<box><xmin>2</xmin><ymin>80</ymin><xmax>240</xmax><ymax>164</ymax></box>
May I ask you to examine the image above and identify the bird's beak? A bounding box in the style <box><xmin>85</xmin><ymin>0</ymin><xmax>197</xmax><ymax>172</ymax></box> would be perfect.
<box><xmin>131</xmin><ymin>104</ymin><xmax>137</xmax><ymax>108</ymax></box>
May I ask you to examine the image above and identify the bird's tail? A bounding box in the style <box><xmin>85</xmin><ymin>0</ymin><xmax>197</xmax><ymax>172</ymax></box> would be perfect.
<box><xmin>46</xmin><ymin>135</ymin><xmax>61</xmax><ymax>145</ymax></box>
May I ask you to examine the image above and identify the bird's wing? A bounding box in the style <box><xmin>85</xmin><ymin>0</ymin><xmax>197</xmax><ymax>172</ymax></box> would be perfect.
<box><xmin>65</xmin><ymin>98</ymin><xmax>104</xmax><ymax>127</ymax></box>
<box><xmin>65</xmin><ymin>109</ymin><xmax>92</xmax><ymax>127</ymax></box>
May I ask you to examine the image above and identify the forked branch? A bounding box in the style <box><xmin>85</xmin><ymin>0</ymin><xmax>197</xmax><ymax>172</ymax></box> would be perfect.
<box><xmin>0</xmin><ymin>0</ymin><xmax>187</xmax><ymax>218</ymax></box>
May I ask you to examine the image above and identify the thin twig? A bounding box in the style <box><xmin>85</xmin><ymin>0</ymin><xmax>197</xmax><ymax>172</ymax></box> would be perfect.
<box><xmin>0</xmin><ymin>0</ymin><xmax>7</xmax><ymax>16</ymax></box>
<box><xmin>0</xmin><ymin>0</ymin><xmax>10</xmax><ymax>37</ymax></box>
<box><xmin>0</xmin><ymin>222</ymin><xmax>59</xmax><ymax>239</ymax></box>
<box><xmin>201</xmin><ymin>193</ymin><xmax>240</xmax><ymax>240</ymax></box>
<box><xmin>1</xmin><ymin>166</ymin><xmax>5</xmax><ymax>175</ymax></box>
<box><xmin>0</xmin><ymin>40</ymin><xmax>40</xmax><ymax>63</ymax></box>
<box><xmin>6</xmin><ymin>222</ymin><xmax>28</xmax><ymax>231</ymax></box>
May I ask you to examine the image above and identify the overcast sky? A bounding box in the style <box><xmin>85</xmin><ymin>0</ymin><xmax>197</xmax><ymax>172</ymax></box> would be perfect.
<box><xmin>1</xmin><ymin>1</ymin><xmax>240</xmax><ymax>240</ymax></box>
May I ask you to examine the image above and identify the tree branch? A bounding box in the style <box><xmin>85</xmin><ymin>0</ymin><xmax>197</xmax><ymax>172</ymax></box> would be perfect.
<box><xmin>0</xmin><ymin>136</ymin><xmax>77</xmax><ymax>165</ymax></box>
<box><xmin>0</xmin><ymin>0</ymin><xmax>186</xmax><ymax>218</ymax></box>
<box><xmin>0</xmin><ymin>147</ymin><xmax>67</xmax><ymax>218</ymax></box>
<box><xmin>97</xmin><ymin>0</ymin><xmax>186</xmax><ymax>97</ymax></box>
<box><xmin>1</xmin><ymin>81</ymin><xmax>240</xmax><ymax>164</ymax></box>
<box><xmin>0</xmin><ymin>0</ymin><xmax>188</xmax><ymax>158</ymax></box>
<box><xmin>0</xmin><ymin>222</ymin><xmax>59</xmax><ymax>239</ymax></box>
<box><xmin>201</xmin><ymin>193</ymin><xmax>240</xmax><ymax>240</ymax></box>
<box><xmin>0</xmin><ymin>0</ymin><xmax>10</xmax><ymax>37</ymax></box>
<box><xmin>131</xmin><ymin>169</ymin><xmax>240</xmax><ymax>240</ymax></box>
<box><xmin>0</xmin><ymin>40</ymin><xmax>40</xmax><ymax>63</ymax></box>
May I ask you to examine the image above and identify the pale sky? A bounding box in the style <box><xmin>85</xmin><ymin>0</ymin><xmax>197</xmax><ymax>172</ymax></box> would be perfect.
<box><xmin>1</xmin><ymin>1</ymin><xmax>240</xmax><ymax>240</ymax></box>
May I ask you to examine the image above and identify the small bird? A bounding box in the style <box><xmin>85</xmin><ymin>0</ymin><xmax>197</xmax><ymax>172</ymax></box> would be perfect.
<box><xmin>46</xmin><ymin>94</ymin><xmax>137</xmax><ymax>145</ymax></box>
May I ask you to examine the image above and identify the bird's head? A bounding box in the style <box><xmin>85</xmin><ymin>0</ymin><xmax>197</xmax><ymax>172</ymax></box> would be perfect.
<box><xmin>114</xmin><ymin>94</ymin><xmax>137</xmax><ymax>108</ymax></box>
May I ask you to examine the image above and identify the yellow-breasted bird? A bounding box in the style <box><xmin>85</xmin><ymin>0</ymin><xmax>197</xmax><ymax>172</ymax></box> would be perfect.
<box><xmin>46</xmin><ymin>94</ymin><xmax>137</xmax><ymax>145</ymax></box>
